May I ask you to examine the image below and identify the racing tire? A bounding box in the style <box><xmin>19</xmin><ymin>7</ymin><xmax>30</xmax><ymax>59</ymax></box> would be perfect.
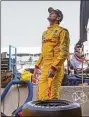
<box><xmin>22</xmin><ymin>100</ymin><xmax>82</xmax><ymax>117</ymax></box>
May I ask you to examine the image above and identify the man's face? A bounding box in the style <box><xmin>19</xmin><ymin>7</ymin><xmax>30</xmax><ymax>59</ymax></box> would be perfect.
<box><xmin>75</xmin><ymin>46</ymin><xmax>82</xmax><ymax>58</ymax></box>
<box><xmin>48</xmin><ymin>11</ymin><xmax>58</xmax><ymax>22</ymax></box>
<box><xmin>76</xmin><ymin>46</ymin><xmax>82</xmax><ymax>53</ymax></box>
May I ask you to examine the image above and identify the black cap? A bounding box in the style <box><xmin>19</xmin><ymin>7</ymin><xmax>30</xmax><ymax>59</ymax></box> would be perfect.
<box><xmin>48</xmin><ymin>7</ymin><xmax>63</xmax><ymax>22</ymax></box>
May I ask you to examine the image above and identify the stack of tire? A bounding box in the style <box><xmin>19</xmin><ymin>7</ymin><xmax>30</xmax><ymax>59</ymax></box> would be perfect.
<box><xmin>1</xmin><ymin>70</ymin><xmax>13</xmax><ymax>88</ymax></box>
<box><xmin>22</xmin><ymin>100</ymin><xmax>82</xmax><ymax>117</ymax></box>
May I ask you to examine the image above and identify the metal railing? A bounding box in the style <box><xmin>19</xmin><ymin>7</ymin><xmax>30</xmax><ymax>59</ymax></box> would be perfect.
<box><xmin>9</xmin><ymin>45</ymin><xmax>17</xmax><ymax>80</ymax></box>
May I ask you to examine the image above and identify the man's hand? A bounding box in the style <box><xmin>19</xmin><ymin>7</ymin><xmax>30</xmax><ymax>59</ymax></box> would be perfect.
<box><xmin>47</xmin><ymin>68</ymin><xmax>56</xmax><ymax>78</ymax></box>
<box><xmin>33</xmin><ymin>68</ymin><xmax>39</xmax><ymax>79</ymax></box>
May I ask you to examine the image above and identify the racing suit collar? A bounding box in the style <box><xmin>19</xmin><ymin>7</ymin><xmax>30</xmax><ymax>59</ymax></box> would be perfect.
<box><xmin>48</xmin><ymin>24</ymin><xmax>59</xmax><ymax>29</ymax></box>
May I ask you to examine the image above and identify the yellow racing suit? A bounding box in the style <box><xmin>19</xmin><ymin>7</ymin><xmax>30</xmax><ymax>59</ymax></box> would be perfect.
<box><xmin>35</xmin><ymin>24</ymin><xmax>70</xmax><ymax>100</ymax></box>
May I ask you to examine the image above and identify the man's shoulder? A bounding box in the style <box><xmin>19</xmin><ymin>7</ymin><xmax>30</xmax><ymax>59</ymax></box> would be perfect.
<box><xmin>59</xmin><ymin>26</ymin><xmax>69</xmax><ymax>33</ymax></box>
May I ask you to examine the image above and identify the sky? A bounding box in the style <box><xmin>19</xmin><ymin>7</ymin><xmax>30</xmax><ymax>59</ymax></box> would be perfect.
<box><xmin>1</xmin><ymin>1</ymin><xmax>80</xmax><ymax>48</ymax></box>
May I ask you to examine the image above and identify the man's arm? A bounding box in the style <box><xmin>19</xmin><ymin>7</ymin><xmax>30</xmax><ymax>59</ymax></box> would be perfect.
<box><xmin>51</xmin><ymin>29</ymin><xmax>70</xmax><ymax>71</ymax></box>
<box><xmin>33</xmin><ymin>46</ymin><xmax>43</xmax><ymax>78</ymax></box>
<box><xmin>35</xmin><ymin>47</ymin><xmax>43</xmax><ymax>69</ymax></box>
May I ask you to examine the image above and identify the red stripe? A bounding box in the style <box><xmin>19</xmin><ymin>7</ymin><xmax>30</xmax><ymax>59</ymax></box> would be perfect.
<box><xmin>35</xmin><ymin>65</ymin><xmax>40</xmax><ymax>69</ymax></box>
<box><xmin>74</xmin><ymin>55</ymin><xmax>85</xmax><ymax>62</ymax></box>
<box><xmin>51</xmin><ymin>66</ymin><xmax>57</xmax><ymax>71</ymax></box>
<box><xmin>43</xmin><ymin>39</ymin><xmax>56</xmax><ymax>43</ymax></box>
<box><xmin>48</xmin><ymin>86</ymin><xmax>51</xmax><ymax>98</ymax></box>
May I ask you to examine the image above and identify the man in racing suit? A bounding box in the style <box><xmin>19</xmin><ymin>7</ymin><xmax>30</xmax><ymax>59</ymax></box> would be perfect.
<box><xmin>34</xmin><ymin>7</ymin><xmax>70</xmax><ymax>100</ymax></box>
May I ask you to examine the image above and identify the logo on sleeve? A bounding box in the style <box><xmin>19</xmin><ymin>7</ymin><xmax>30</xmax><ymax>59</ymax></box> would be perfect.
<box><xmin>42</xmin><ymin>35</ymin><xmax>46</xmax><ymax>40</ymax></box>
